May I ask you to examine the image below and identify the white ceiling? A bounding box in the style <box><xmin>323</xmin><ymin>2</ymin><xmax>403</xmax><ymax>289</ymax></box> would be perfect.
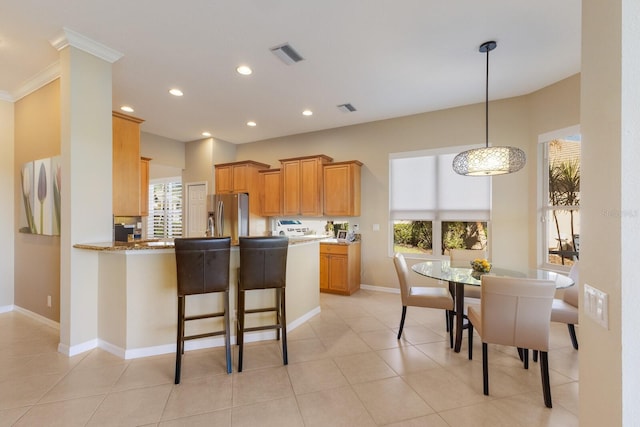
<box><xmin>1</xmin><ymin>0</ymin><xmax>581</xmax><ymax>144</ymax></box>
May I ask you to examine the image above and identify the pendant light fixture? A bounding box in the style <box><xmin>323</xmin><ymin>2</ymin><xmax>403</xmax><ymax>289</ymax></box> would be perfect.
<box><xmin>452</xmin><ymin>41</ymin><xmax>526</xmax><ymax>176</ymax></box>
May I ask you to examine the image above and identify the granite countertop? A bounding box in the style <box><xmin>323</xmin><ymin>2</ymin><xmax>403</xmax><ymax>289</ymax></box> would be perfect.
<box><xmin>73</xmin><ymin>239</ymin><xmax>175</xmax><ymax>251</ymax></box>
<box><xmin>73</xmin><ymin>235</ymin><xmax>342</xmax><ymax>251</ymax></box>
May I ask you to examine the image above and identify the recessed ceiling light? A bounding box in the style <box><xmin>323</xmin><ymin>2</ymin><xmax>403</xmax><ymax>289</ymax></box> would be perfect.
<box><xmin>120</xmin><ymin>105</ymin><xmax>134</xmax><ymax>113</ymax></box>
<box><xmin>247</xmin><ymin>121</ymin><xmax>257</xmax><ymax>127</ymax></box>
<box><xmin>169</xmin><ymin>88</ymin><xmax>183</xmax><ymax>97</ymax></box>
<box><xmin>302</xmin><ymin>110</ymin><xmax>313</xmax><ymax>116</ymax></box>
<box><xmin>202</xmin><ymin>132</ymin><xmax>212</xmax><ymax>137</ymax></box>
<box><xmin>236</xmin><ymin>65</ymin><xmax>252</xmax><ymax>75</ymax></box>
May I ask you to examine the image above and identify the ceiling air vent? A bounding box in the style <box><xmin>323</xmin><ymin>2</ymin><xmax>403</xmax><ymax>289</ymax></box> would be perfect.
<box><xmin>270</xmin><ymin>43</ymin><xmax>304</xmax><ymax>65</ymax></box>
<box><xmin>337</xmin><ymin>103</ymin><xmax>357</xmax><ymax>113</ymax></box>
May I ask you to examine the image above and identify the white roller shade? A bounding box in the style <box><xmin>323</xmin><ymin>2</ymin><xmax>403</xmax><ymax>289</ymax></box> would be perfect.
<box><xmin>390</xmin><ymin>149</ymin><xmax>491</xmax><ymax>221</ymax></box>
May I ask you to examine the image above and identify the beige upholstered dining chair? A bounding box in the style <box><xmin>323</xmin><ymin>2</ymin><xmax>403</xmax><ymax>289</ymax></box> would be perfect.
<box><xmin>550</xmin><ymin>261</ymin><xmax>580</xmax><ymax>349</ymax></box>
<box><xmin>467</xmin><ymin>275</ymin><xmax>556</xmax><ymax>408</ymax></box>
<box><xmin>449</xmin><ymin>248</ymin><xmax>487</xmax><ymax>299</ymax></box>
<box><xmin>393</xmin><ymin>253</ymin><xmax>455</xmax><ymax>345</ymax></box>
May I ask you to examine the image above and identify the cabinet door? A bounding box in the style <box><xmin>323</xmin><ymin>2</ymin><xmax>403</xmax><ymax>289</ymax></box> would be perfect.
<box><xmin>324</xmin><ymin>161</ymin><xmax>361</xmax><ymax>216</ymax></box>
<box><xmin>232</xmin><ymin>164</ymin><xmax>249</xmax><ymax>192</ymax></box>
<box><xmin>112</xmin><ymin>112</ymin><xmax>143</xmax><ymax>216</ymax></box>
<box><xmin>215</xmin><ymin>165</ymin><xmax>233</xmax><ymax>193</ymax></box>
<box><xmin>140</xmin><ymin>158</ymin><xmax>150</xmax><ymax>216</ymax></box>
<box><xmin>282</xmin><ymin>161</ymin><xmax>301</xmax><ymax>215</ymax></box>
<box><xmin>300</xmin><ymin>158</ymin><xmax>324</xmax><ymax>216</ymax></box>
<box><xmin>319</xmin><ymin>253</ymin><xmax>330</xmax><ymax>291</ymax></box>
<box><xmin>260</xmin><ymin>169</ymin><xmax>282</xmax><ymax>216</ymax></box>
<box><xmin>328</xmin><ymin>255</ymin><xmax>349</xmax><ymax>292</ymax></box>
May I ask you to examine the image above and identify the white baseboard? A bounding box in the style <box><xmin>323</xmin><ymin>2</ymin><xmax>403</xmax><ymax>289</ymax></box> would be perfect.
<box><xmin>0</xmin><ymin>304</ymin><xmax>15</xmax><ymax>314</ymax></box>
<box><xmin>360</xmin><ymin>284</ymin><xmax>400</xmax><ymax>294</ymax></box>
<box><xmin>13</xmin><ymin>305</ymin><xmax>61</xmax><ymax>329</ymax></box>
<box><xmin>97</xmin><ymin>305</ymin><xmax>322</xmax><ymax>360</ymax></box>
<box><xmin>59</xmin><ymin>338</ymin><xmax>98</xmax><ymax>357</ymax></box>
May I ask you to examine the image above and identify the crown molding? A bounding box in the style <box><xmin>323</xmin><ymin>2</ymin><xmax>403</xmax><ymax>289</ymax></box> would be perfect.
<box><xmin>49</xmin><ymin>27</ymin><xmax>123</xmax><ymax>63</ymax></box>
<box><xmin>0</xmin><ymin>91</ymin><xmax>13</xmax><ymax>102</ymax></box>
<box><xmin>12</xmin><ymin>61</ymin><xmax>61</xmax><ymax>102</ymax></box>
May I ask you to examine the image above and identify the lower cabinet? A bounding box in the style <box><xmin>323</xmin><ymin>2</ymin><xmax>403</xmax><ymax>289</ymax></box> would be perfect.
<box><xmin>320</xmin><ymin>241</ymin><xmax>361</xmax><ymax>295</ymax></box>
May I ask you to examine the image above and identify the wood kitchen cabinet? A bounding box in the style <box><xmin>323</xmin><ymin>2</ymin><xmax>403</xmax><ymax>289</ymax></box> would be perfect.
<box><xmin>319</xmin><ymin>241</ymin><xmax>361</xmax><ymax>295</ymax></box>
<box><xmin>323</xmin><ymin>160</ymin><xmax>362</xmax><ymax>216</ymax></box>
<box><xmin>112</xmin><ymin>111</ymin><xmax>145</xmax><ymax>216</ymax></box>
<box><xmin>214</xmin><ymin>160</ymin><xmax>270</xmax><ymax>194</ymax></box>
<box><xmin>139</xmin><ymin>157</ymin><xmax>151</xmax><ymax>216</ymax></box>
<box><xmin>280</xmin><ymin>154</ymin><xmax>333</xmax><ymax>216</ymax></box>
<box><xmin>259</xmin><ymin>168</ymin><xmax>282</xmax><ymax>216</ymax></box>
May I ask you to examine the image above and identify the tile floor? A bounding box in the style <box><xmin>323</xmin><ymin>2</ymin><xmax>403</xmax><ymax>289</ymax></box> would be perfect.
<box><xmin>0</xmin><ymin>290</ymin><xmax>579</xmax><ymax>426</ymax></box>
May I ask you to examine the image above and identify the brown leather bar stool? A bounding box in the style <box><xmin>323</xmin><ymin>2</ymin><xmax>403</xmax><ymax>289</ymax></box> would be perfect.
<box><xmin>174</xmin><ymin>237</ymin><xmax>231</xmax><ymax>384</ymax></box>
<box><xmin>237</xmin><ymin>236</ymin><xmax>289</xmax><ymax>372</ymax></box>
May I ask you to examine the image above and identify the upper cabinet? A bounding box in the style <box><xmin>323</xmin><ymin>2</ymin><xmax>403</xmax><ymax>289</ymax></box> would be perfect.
<box><xmin>259</xmin><ymin>168</ymin><xmax>282</xmax><ymax>217</ymax></box>
<box><xmin>323</xmin><ymin>161</ymin><xmax>362</xmax><ymax>217</ymax></box>
<box><xmin>214</xmin><ymin>160</ymin><xmax>270</xmax><ymax>195</ymax></box>
<box><xmin>140</xmin><ymin>157</ymin><xmax>151</xmax><ymax>217</ymax></box>
<box><xmin>112</xmin><ymin>111</ymin><xmax>145</xmax><ymax>216</ymax></box>
<box><xmin>280</xmin><ymin>155</ymin><xmax>333</xmax><ymax>216</ymax></box>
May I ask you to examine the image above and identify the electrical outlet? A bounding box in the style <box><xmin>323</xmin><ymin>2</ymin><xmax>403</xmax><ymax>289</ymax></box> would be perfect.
<box><xmin>584</xmin><ymin>283</ymin><xmax>608</xmax><ymax>329</ymax></box>
<box><xmin>47</xmin><ymin>295</ymin><xmax>52</xmax><ymax>308</ymax></box>
<box><xmin>373</xmin><ymin>224</ymin><xmax>380</xmax><ymax>231</ymax></box>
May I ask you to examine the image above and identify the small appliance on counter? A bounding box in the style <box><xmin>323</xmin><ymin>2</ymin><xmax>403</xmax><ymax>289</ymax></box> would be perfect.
<box><xmin>114</xmin><ymin>216</ymin><xmax>143</xmax><ymax>242</ymax></box>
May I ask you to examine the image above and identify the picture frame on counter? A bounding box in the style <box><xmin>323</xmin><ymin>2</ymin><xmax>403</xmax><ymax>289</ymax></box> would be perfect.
<box><xmin>337</xmin><ymin>230</ymin><xmax>348</xmax><ymax>241</ymax></box>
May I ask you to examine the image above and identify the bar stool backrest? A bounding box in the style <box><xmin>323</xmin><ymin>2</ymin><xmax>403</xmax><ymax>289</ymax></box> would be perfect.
<box><xmin>239</xmin><ymin>236</ymin><xmax>289</xmax><ymax>290</ymax></box>
<box><xmin>175</xmin><ymin>237</ymin><xmax>231</xmax><ymax>296</ymax></box>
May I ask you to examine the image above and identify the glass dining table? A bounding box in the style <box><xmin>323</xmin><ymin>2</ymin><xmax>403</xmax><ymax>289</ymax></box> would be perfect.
<box><xmin>411</xmin><ymin>260</ymin><xmax>574</xmax><ymax>353</ymax></box>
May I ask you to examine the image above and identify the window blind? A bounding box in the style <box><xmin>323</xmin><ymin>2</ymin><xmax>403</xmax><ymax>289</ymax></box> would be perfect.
<box><xmin>390</xmin><ymin>149</ymin><xmax>491</xmax><ymax>221</ymax></box>
<box><xmin>148</xmin><ymin>178</ymin><xmax>183</xmax><ymax>238</ymax></box>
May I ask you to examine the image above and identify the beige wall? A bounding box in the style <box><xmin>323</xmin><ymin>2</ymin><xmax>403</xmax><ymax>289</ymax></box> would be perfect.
<box><xmin>0</xmin><ymin>99</ymin><xmax>15</xmax><ymax>309</ymax></box>
<box><xmin>141</xmin><ymin>131</ymin><xmax>185</xmax><ymax>180</ymax></box>
<box><xmin>14</xmin><ymin>80</ymin><xmax>61</xmax><ymax>321</ymax></box>
<box><xmin>579</xmin><ymin>0</ymin><xmax>640</xmax><ymax>424</ymax></box>
<box><xmin>233</xmin><ymin>77</ymin><xmax>580</xmax><ymax>289</ymax></box>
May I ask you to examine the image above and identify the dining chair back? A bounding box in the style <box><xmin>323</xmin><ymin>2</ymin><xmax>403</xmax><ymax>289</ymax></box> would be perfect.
<box><xmin>448</xmin><ymin>248</ymin><xmax>487</xmax><ymax>267</ymax></box>
<box><xmin>550</xmin><ymin>261</ymin><xmax>579</xmax><ymax>349</ymax></box>
<box><xmin>393</xmin><ymin>253</ymin><xmax>454</xmax><ymax>344</ymax></box>
<box><xmin>449</xmin><ymin>248</ymin><xmax>487</xmax><ymax>300</ymax></box>
<box><xmin>174</xmin><ymin>237</ymin><xmax>232</xmax><ymax>383</ymax></box>
<box><xmin>467</xmin><ymin>275</ymin><xmax>556</xmax><ymax>407</ymax></box>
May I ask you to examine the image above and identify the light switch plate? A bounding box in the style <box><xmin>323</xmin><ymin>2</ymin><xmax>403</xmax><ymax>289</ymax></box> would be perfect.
<box><xmin>584</xmin><ymin>283</ymin><xmax>609</xmax><ymax>329</ymax></box>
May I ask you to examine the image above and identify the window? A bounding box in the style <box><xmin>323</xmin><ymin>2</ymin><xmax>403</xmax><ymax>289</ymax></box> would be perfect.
<box><xmin>148</xmin><ymin>177</ymin><xmax>183</xmax><ymax>238</ymax></box>
<box><xmin>541</xmin><ymin>132</ymin><xmax>580</xmax><ymax>268</ymax></box>
<box><xmin>390</xmin><ymin>147</ymin><xmax>491</xmax><ymax>258</ymax></box>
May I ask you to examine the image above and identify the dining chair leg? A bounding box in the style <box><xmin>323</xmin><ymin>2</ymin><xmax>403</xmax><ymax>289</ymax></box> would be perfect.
<box><xmin>397</xmin><ymin>306</ymin><xmax>407</xmax><ymax>339</ymax></box>
<box><xmin>540</xmin><ymin>351</ymin><xmax>553</xmax><ymax>408</ymax></box>
<box><xmin>533</xmin><ymin>350</ymin><xmax>539</xmax><ymax>362</ymax></box>
<box><xmin>467</xmin><ymin>322</ymin><xmax>473</xmax><ymax>360</ymax></box>
<box><xmin>482</xmin><ymin>342</ymin><xmax>489</xmax><ymax>395</ymax></box>
<box><xmin>448</xmin><ymin>311</ymin><xmax>454</xmax><ymax>348</ymax></box>
<box><xmin>280</xmin><ymin>288</ymin><xmax>288</xmax><ymax>365</ymax></box>
<box><xmin>174</xmin><ymin>296</ymin><xmax>185</xmax><ymax>384</ymax></box>
<box><xmin>517</xmin><ymin>347</ymin><xmax>524</xmax><ymax>362</ymax></box>
<box><xmin>237</xmin><ymin>289</ymin><xmax>245</xmax><ymax>373</ymax></box>
<box><xmin>223</xmin><ymin>290</ymin><xmax>232</xmax><ymax>374</ymax></box>
<box><xmin>568</xmin><ymin>324</ymin><xmax>579</xmax><ymax>350</ymax></box>
<box><xmin>523</xmin><ymin>349</ymin><xmax>529</xmax><ymax>369</ymax></box>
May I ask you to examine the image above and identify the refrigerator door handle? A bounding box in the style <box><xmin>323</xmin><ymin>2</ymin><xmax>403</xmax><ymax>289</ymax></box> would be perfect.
<box><xmin>216</xmin><ymin>200</ymin><xmax>224</xmax><ymax>237</ymax></box>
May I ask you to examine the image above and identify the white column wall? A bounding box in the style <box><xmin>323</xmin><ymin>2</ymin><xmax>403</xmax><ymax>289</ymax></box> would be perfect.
<box><xmin>58</xmin><ymin>46</ymin><xmax>114</xmax><ymax>353</ymax></box>
<box><xmin>581</xmin><ymin>0</ymin><xmax>640</xmax><ymax>424</ymax></box>
<box><xmin>0</xmin><ymin>99</ymin><xmax>15</xmax><ymax>309</ymax></box>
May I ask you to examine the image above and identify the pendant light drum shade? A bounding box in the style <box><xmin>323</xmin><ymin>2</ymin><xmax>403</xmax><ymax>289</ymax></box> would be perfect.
<box><xmin>453</xmin><ymin>146</ymin><xmax>526</xmax><ymax>176</ymax></box>
<box><xmin>452</xmin><ymin>41</ymin><xmax>526</xmax><ymax>176</ymax></box>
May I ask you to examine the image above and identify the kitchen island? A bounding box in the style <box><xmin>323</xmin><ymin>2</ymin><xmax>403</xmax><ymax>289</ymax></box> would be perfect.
<box><xmin>74</xmin><ymin>239</ymin><xmax>320</xmax><ymax>359</ymax></box>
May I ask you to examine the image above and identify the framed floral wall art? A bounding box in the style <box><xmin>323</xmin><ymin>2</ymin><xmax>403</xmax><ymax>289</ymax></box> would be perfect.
<box><xmin>20</xmin><ymin>156</ymin><xmax>61</xmax><ymax>236</ymax></box>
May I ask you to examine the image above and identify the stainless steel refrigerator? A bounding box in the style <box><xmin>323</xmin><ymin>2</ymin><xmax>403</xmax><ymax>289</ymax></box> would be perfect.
<box><xmin>208</xmin><ymin>193</ymin><xmax>249</xmax><ymax>244</ymax></box>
